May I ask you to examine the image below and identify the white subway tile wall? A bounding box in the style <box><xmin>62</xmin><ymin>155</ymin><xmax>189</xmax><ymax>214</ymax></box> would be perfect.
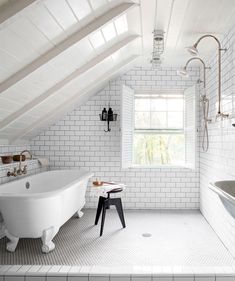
<box><xmin>0</xmin><ymin>145</ymin><xmax>45</xmax><ymax>185</ymax></box>
<box><xmin>30</xmin><ymin>67</ymin><xmax>200</xmax><ymax>209</ymax></box>
<box><xmin>199</xmin><ymin>24</ymin><xmax>235</xmax><ymax>256</ymax></box>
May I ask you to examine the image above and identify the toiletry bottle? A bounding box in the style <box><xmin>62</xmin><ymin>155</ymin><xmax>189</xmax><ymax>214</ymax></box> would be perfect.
<box><xmin>102</xmin><ymin>108</ymin><xmax>107</xmax><ymax>121</ymax></box>
<box><xmin>108</xmin><ymin>107</ymin><xmax>113</xmax><ymax>121</ymax></box>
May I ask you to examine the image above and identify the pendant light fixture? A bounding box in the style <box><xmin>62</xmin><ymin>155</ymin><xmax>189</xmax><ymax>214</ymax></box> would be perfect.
<box><xmin>151</xmin><ymin>29</ymin><xmax>164</xmax><ymax>69</ymax></box>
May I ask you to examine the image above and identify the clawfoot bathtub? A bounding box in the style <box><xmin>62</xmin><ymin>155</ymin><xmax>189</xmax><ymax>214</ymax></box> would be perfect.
<box><xmin>0</xmin><ymin>169</ymin><xmax>93</xmax><ymax>253</ymax></box>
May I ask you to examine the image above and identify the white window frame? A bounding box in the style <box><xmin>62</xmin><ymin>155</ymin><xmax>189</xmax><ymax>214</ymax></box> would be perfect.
<box><xmin>121</xmin><ymin>85</ymin><xmax>196</xmax><ymax>169</ymax></box>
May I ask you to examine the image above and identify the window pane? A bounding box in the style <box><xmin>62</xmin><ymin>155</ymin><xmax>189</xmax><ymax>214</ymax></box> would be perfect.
<box><xmin>151</xmin><ymin>112</ymin><xmax>167</xmax><ymax>128</ymax></box>
<box><xmin>133</xmin><ymin>93</ymin><xmax>185</xmax><ymax>166</ymax></box>
<box><xmin>167</xmin><ymin>98</ymin><xmax>183</xmax><ymax>111</ymax></box>
<box><xmin>133</xmin><ymin>133</ymin><xmax>185</xmax><ymax>165</ymax></box>
<box><xmin>168</xmin><ymin>112</ymin><xmax>183</xmax><ymax>128</ymax></box>
<box><xmin>135</xmin><ymin>98</ymin><xmax>150</xmax><ymax>111</ymax></box>
<box><xmin>135</xmin><ymin>112</ymin><xmax>150</xmax><ymax>128</ymax></box>
<box><xmin>151</xmin><ymin>98</ymin><xmax>167</xmax><ymax>111</ymax></box>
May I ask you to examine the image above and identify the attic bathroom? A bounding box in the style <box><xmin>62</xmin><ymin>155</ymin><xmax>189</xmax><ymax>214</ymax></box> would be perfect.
<box><xmin>1</xmin><ymin>0</ymin><xmax>235</xmax><ymax>280</ymax></box>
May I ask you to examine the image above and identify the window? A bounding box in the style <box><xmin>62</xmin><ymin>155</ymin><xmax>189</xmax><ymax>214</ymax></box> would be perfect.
<box><xmin>134</xmin><ymin>92</ymin><xmax>184</xmax><ymax>166</ymax></box>
<box><xmin>121</xmin><ymin>85</ymin><xmax>196</xmax><ymax>169</ymax></box>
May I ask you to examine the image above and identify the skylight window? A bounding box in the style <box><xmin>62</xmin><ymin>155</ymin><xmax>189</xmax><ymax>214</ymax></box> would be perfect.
<box><xmin>89</xmin><ymin>30</ymin><xmax>105</xmax><ymax>49</ymax></box>
<box><xmin>114</xmin><ymin>15</ymin><xmax>128</xmax><ymax>35</ymax></box>
<box><xmin>102</xmin><ymin>22</ymin><xmax>116</xmax><ymax>42</ymax></box>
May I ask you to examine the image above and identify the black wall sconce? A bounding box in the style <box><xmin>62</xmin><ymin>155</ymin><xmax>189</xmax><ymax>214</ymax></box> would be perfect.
<box><xmin>99</xmin><ymin>107</ymin><xmax>117</xmax><ymax>132</ymax></box>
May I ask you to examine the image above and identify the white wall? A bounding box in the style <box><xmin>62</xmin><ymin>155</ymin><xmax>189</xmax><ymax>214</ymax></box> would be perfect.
<box><xmin>30</xmin><ymin>66</ymin><xmax>200</xmax><ymax>209</ymax></box>
<box><xmin>199</xmin><ymin>24</ymin><xmax>235</xmax><ymax>256</ymax></box>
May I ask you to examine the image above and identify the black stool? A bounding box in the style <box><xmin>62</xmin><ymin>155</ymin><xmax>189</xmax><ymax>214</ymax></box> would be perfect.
<box><xmin>94</xmin><ymin>187</ymin><xmax>126</xmax><ymax>236</ymax></box>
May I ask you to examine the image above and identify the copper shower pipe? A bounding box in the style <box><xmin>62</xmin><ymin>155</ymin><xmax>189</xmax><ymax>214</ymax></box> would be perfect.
<box><xmin>187</xmin><ymin>34</ymin><xmax>228</xmax><ymax>118</ymax></box>
<box><xmin>184</xmin><ymin>57</ymin><xmax>210</xmax><ymax>88</ymax></box>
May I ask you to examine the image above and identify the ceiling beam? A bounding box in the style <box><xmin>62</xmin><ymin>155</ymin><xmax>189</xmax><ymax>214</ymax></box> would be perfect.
<box><xmin>0</xmin><ymin>35</ymin><xmax>140</xmax><ymax>130</ymax></box>
<box><xmin>9</xmin><ymin>55</ymin><xmax>139</xmax><ymax>143</ymax></box>
<box><xmin>0</xmin><ymin>0</ymin><xmax>37</xmax><ymax>25</ymax></box>
<box><xmin>0</xmin><ymin>2</ymin><xmax>137</xmax><ymax>95</ymax></box>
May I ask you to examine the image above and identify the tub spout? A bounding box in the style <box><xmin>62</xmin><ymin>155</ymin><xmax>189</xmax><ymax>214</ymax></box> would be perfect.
<box><xmin>20</xmin><ymin>150</ymin><xmax>32</xmax><ymax>159</ymax></box>
<box><xmin>17</xmin><ymin>150</ymin><xmax>32</xmax><ymax>175</ymax></box>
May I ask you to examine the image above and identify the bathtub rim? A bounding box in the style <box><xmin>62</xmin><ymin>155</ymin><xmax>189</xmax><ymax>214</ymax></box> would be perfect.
<box><xmin>0</xmin><ymin>169</ymin><xmax>94</xmax><ymax>199</ymax></box>
<box><xmin>209</xmin><ymin>180</ymin><xmax>235</xmax><ymax>205</ymax></box>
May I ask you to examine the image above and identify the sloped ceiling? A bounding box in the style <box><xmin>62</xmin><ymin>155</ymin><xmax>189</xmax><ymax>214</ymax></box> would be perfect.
<box><xmin>0</xmin><ymin>0</ymin><xmax>235</xmax><ymax>144</ymax></box>
<box><xmin>0</xmin><ymin>0</ymin><xmax>141</xmax><ymax>144</ymax></box>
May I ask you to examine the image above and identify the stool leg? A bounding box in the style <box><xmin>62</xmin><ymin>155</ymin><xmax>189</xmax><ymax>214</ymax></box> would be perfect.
<box><xmin>114</xmin><ymin>198</ymin><xmax>126</xmax><ymax>228</ymax></box>
<box><xmin>100</xmin><ymin>203</ymin><xmax>107</xmax><ymax>236</ymax></box>
<box><xmin>95</xmin><ymin>196</ymin><xmax>105</xmax><ymax>225</ymax></box>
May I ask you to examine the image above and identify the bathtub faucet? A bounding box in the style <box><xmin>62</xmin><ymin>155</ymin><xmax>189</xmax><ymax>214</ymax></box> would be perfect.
<box><xmin>17</xmin><ymin>150</ymin><xmax>32</xmax><ymax>175</ymax></box>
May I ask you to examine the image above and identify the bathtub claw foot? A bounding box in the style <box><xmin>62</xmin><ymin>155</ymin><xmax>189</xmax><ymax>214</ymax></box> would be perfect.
<box><xmin>6</xmin><ymin>241</ymin><xmax>19</xmax><ymax>252</ymax></box>
<box><xmin>5</xmin><ymin>230</ymin><xmax>19</xmax><ymax>252</ymax></box>
<box><xmin>76</xmin><ymin>210</ymin><xmax>84</xmax><ymax>218</ymax></box>
<box><xmin>41</xmin><ymin>227</ymin><xmax>56</xmax><ymax>253</ymax></box>
<box><xmin>42</xmin><ymin>241</ymin><xmax>55</xmax><ymax>253</ymax></box>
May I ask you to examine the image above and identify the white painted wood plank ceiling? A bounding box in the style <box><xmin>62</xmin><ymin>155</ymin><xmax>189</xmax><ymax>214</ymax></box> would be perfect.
<box><xmin>147</xmin><ymin>0</ymin><xmax>235</xmax><ymax>66</ymax></box>
<box><xmin>0</xmin><ymin>0</ymin><xmax>141</xmax><ymax>143</ymax></box>
<box><xmin>0</xmin><ymin>0</ymin><xmax>235</xmax><ymax>143</ymax></box>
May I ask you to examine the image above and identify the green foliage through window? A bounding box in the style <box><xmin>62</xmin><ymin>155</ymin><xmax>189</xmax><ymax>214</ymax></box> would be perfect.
<box><xmin>133</xmin><ymin>93</ymin><xmax>185</xmax><ymax>166</ymax></box>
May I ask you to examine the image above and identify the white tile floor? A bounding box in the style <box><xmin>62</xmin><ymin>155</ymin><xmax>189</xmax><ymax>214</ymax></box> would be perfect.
<box><xmin>0</xmin><ymin>209</ymin><xmax>235</xmax><ymax>267</ymax></box>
